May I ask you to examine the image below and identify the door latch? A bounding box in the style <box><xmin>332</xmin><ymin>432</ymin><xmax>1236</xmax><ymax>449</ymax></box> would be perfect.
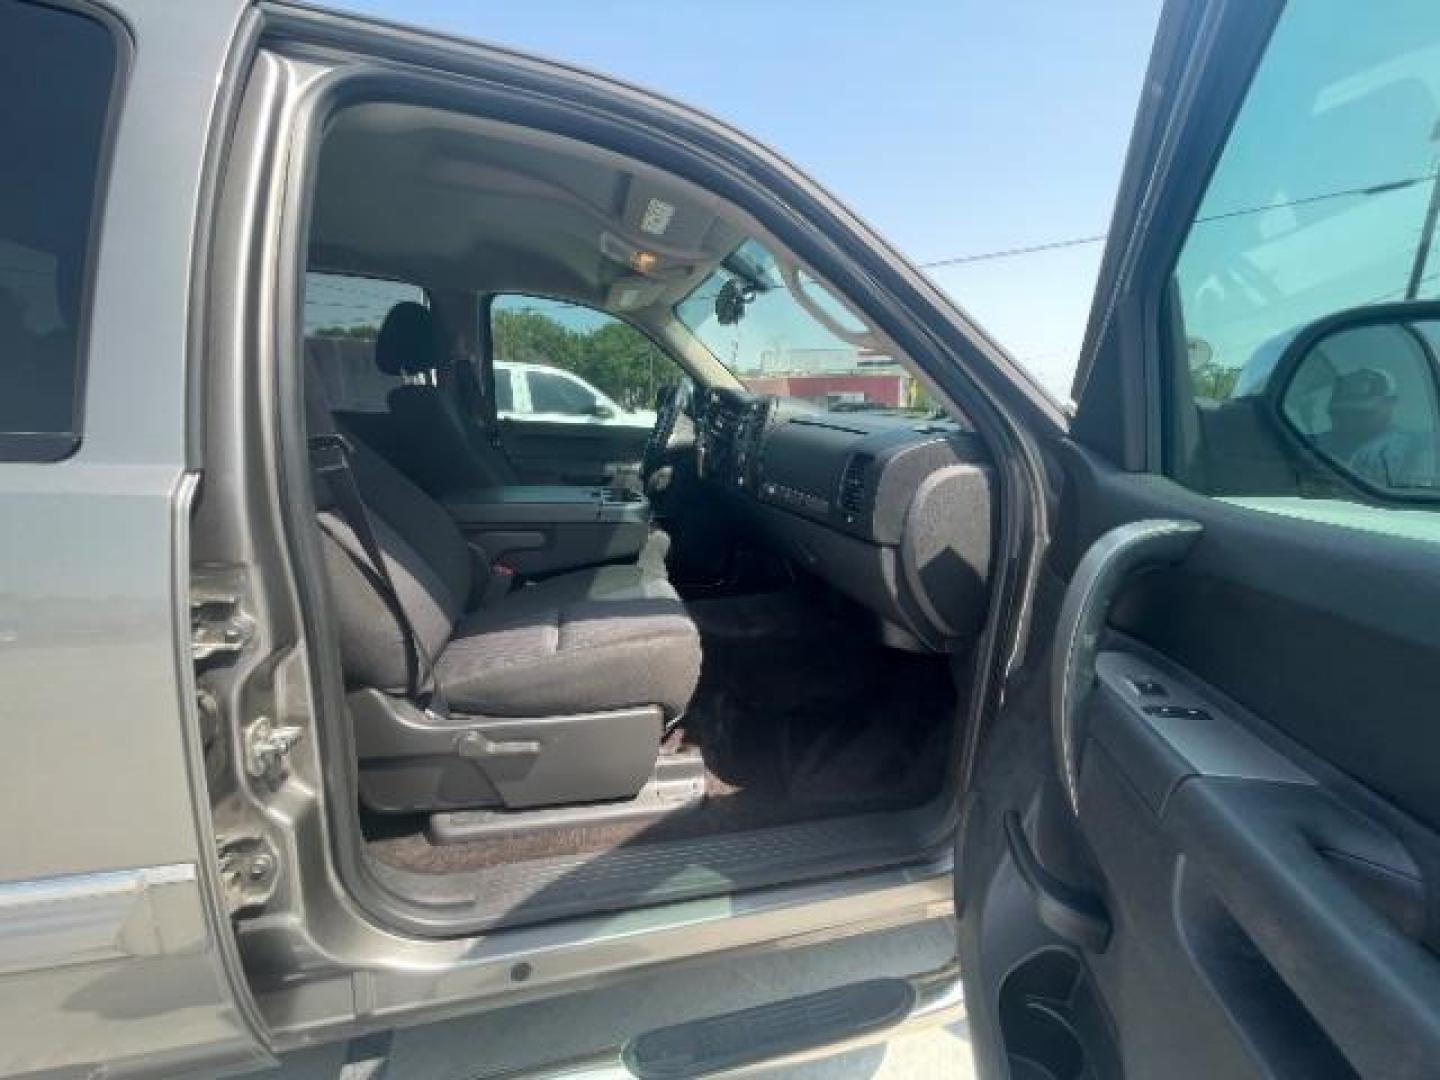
<box><xmin>191</xmin><ymin>585</ymin><xmax>254</xmax><ymax>663</ymax></box>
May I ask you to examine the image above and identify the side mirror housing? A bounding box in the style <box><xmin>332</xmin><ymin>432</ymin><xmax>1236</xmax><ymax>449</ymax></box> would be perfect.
<box><xmin>1267</xmin><ymin>301</ymin><xmax>1440</xmax><ymax>502</ymax></box>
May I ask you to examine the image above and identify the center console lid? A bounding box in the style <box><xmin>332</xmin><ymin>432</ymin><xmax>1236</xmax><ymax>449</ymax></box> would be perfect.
<box><xmin>441</xmin><ymin>486</ymin><xmax>651</xmax><ymax>576</ymax></box>
<box><xmin>442</xmin><ymin>485</ymin><xmax>650</xmax><ymax>527</ymax></box>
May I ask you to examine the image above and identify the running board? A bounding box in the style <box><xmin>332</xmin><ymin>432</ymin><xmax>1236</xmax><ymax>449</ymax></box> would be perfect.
<box><xmin>489</xmin><ymin>963</ymin><xmax>964</xmax><ymax>1079</ymax></box>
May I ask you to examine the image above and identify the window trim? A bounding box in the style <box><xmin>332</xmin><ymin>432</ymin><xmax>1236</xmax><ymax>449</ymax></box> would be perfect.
<box><xmin>1146</xmin><ymin>1</ymin><xmax>1285</xmax><ymax>476</ymax></box>
<box><xmin>0</xmin><ymin>0</ymin><xmax>133</xmax><ymax>463</ymax></box>
<box><xmin>1071</xmin><ymin>0</ymin><xmax>1285</xmax><ymax>472</ymax></box>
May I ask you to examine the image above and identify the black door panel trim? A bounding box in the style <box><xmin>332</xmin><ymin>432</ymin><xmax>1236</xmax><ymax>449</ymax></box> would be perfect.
<box><xmin>1051</xmin><ymin>518</ymin><xmax>1202</xmax><ymax>813</ymax></box>
<box><xmin>1164</xmin><ymin>778</ymin><xmax>1440</xmax><ymax>1078</ymax></box>
<box><xmin>1056</xmin><ymin>441</ymin><xmax>1440</xmax><ymax>833</ymax></box>
<box><xmin>1090</xmin><ymin>651</ymin><xmax>1313</xmax><ymax>817</ymax></box>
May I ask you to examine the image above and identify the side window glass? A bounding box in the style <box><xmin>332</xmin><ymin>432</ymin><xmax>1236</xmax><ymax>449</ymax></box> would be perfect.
<box><xmin>303</xmin><ymin>272</ymin><xmax>426</xmax><ymax>412</ymax></box>
<box><xmin>1166</xmin><ymin>3</ymin><xmax>1440</xmax><ymax>527</ymax></box>
<box><xmin>0</xmin><ymin>2</ymin><xmax>120</xmax><ymax>460</ymax></box>
<box><xmin>490</xmin><ymin>294</ymin><xmax>679</xmax><ymax>424</ymax></box>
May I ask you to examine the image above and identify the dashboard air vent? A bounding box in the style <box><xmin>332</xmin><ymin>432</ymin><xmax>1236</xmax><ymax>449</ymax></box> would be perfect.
<box><xmin>837</xmin><ymin>453</ymin><xmax>873</xmax><ymax>516</ymax></box>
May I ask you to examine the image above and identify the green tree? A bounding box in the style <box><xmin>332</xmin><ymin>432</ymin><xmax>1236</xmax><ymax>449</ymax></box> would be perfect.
<box><xmin>1192</xmin><ymin>360</ymin><xmax>1241</xmax><ymax>401</ymax></box>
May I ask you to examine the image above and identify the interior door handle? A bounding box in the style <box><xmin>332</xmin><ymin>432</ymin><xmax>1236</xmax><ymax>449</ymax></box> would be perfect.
<box><xmin>1167</xmin><ymin>778</ymin><xmax>1440</xmax><ymax>1077</ymax></box>
<box><xmin>1052</xmin><ymin>518</ymin><xmax>1202</xmax><ymax>813</ymax></box>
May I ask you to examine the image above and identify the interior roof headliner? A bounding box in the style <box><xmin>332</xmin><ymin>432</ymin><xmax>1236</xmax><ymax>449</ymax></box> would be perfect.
<box><xmin>307</xmin><ymin>102</ymin><xmax>748</xmax><ymax>314</ymax></box>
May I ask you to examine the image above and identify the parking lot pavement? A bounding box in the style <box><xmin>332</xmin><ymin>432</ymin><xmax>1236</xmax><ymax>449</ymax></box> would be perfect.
<box><xmin>237</xmin><ymin>919</ymin><xmax>972</xmax><ymax>1079</ymax></box>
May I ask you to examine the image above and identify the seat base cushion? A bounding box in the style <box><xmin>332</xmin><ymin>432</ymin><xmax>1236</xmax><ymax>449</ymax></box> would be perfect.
<box><xmin>438</xmin><ymin>565</ymin><xmax>701</xmax><ymax>718</ymax></box>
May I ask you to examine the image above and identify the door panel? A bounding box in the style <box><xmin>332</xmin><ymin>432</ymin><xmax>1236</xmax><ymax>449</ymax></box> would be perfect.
<box><xmin>958</xmin><ymin>1</ymin><xmax>1440</xmax><ymax>1074</ymax></box>
<box><xmin>1066</xmin><ymin>449</ymin><xmax>1440</xmax><ymax>837</ymax></box>
<box><xmin>963</xmin><ymin>444</ymin><xmax>1440</xmax><ymax>1078</ymax></box>
<box><xmin>499</xmin><ymin>417</ymin><xmax>650</xmax><ymax>485</ymax></box>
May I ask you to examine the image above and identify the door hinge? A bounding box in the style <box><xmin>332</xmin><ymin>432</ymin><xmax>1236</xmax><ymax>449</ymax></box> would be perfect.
<box><xmin>217</xmin><ymin>835</ymin><xmax>280</xmax><ymax>915</ymax></box>
<box><xmin>191</xmin><ymin>586</ymin><xmax>254</xmax><ymax>662</ymax></box>
<box><xmin>244</xmin><ymin>715</ymin><xmax>304</xmax><ymax>786</ymax></box>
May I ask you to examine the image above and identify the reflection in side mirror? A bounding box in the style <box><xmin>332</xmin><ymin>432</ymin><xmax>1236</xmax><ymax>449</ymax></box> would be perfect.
<box><xmin>590</xmin><ymin>402</ymin><xmax>616</xmax><ymax>420</ymax></box>
<box><xmin>1272</xmin><ymin>307</ymin><xmax>1440</xmax><ymax>500</ymax></box>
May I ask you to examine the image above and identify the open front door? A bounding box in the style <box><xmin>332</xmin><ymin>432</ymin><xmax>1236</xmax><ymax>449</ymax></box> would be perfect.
<box><xmin>958</xmin><ymin>1</ymin><xmax>1440</xmax><ymax>1076</ymax></box>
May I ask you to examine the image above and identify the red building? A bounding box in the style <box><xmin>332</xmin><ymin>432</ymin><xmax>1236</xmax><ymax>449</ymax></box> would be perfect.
<box><xmin>741</xmin><ymin>371</ymin><xmax>909</xmax><ymax>408</ymax></box>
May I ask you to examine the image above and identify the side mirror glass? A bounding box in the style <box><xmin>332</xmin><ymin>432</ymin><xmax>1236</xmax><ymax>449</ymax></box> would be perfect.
<box><xmin>1270</xmin><ymin>305</ymin><xmax>1440</xmax><ymax>501</ymax></box>
<box><xmin>589</xmin><ymin>402</ymin><xmax>616</xmax><ymax>420</ymax></box>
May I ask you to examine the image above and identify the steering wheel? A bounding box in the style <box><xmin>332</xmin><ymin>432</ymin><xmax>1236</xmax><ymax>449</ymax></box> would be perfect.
<box><xmin>642</xmin><ymin>380</ymin><xmax>690</xmax><ymax>482</ymax></box>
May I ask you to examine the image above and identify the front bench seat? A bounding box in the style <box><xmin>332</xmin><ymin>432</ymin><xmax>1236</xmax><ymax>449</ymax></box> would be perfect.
<box><xmin>308</xmin><ymin>372</ymin><xmax>701</xmax><ymax>813</ymax></box>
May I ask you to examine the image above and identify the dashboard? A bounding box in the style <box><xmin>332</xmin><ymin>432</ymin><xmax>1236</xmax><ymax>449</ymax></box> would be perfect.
<box><xmin>695</xmin><ymin>388</ymin><xmax>995</xmax><ymax>652</ymax></box>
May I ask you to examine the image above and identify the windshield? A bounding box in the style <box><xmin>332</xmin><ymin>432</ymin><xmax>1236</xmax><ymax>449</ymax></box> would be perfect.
<box><xmin>675</xmin><ymin>239</ymin><xmax>943</xmax><ymax>417</ymax></box>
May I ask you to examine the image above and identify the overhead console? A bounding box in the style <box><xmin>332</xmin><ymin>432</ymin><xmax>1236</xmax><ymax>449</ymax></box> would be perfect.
<box><xmin>698</xmin><ymin>390</ymin><xmax>995</xmax><ymax>652</ymax></box>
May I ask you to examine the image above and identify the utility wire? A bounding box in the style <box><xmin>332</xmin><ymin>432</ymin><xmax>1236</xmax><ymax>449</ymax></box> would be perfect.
<box><xmin>917</xmin><ymin>233</ymin><xmax>1106</xmax><ymax>269</ymax></box>
<box><xmin>916</xmin><ymin>173</ymin><xmax>1435</xmax><ymax>270</ymax></box>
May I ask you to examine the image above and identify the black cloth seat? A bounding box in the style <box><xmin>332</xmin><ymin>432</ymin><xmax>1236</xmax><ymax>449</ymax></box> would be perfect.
<box><xmin>439</xmin><ymin>575</ymin><xmax>699</xmax><ymax>717</ymax></box>
<box><xmin>376</xmin><ymin>300</ymin><xmax>518</xmax><ymax>494</ymax></box>
<box><xmin>308</xmin><ymin>371</ymin><xmax>701</xmax><ymax>721</ymax></box>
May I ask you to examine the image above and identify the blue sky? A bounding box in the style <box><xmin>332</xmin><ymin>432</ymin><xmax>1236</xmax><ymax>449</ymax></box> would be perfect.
<box><xmin>328</xmin><ymin>0</ymin><xmax>1163</xmax><ymax>398</ymax></box>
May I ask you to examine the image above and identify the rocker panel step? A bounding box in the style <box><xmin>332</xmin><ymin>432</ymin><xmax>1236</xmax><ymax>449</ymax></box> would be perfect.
<box><xmin>625</xmin><ymin>977</ymin><xmax>914</xmax><ymax>1079</ymax></box>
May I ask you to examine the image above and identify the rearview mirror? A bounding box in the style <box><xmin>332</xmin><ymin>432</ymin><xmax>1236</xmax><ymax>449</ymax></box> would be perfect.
<box><xmin>1269</xmin><ymin>302</ymin><xmax>1440</xmax><ymax>502</ymax></box>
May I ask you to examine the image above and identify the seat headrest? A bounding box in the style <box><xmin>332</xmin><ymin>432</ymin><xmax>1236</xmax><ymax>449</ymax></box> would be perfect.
<box><xmin>376</xmin><ymin>301</ymin><xmax>442</xmax><ymax>376</ymax></box>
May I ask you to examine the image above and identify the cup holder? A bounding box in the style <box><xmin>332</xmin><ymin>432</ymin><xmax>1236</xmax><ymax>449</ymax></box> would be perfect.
<box><xmin>998</xmin><ymin>950</ymin><xmax>1116</xmax><ymax>1080</ymax></box>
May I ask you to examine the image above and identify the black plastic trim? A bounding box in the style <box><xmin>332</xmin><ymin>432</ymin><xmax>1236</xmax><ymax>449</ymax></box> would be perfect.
<box><xmin>626</xmin><ymin>977</ymin><xmax>914</xmax><ymax>1079</ymax></box>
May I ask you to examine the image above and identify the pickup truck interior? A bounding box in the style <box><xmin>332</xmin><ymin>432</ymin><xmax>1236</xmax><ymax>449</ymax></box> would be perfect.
<box><xmin>295</xmin><ymin>102</ymin><xmax>995</xmax><ymax>928</ymax></box>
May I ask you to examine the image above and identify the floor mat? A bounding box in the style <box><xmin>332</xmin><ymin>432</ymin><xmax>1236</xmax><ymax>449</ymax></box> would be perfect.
<box><xmin>367</xmin><ymin>589</ymin><xmax>958</xmax><ymax>875</ymax></box>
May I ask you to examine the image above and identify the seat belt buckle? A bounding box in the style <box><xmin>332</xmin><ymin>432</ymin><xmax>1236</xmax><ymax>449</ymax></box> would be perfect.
<box><xmin>307</xmin><ymin>431</ymin><xmax>353</xmax><ymax>471</ymax></box>
<box><xmin>481</xmin><ymin>562</ymin><xmax>517</xmax><ymax>606</ymax></box>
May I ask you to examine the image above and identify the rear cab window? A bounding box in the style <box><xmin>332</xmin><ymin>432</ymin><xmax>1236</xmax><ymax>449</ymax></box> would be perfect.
<box><xmin>303</xmin><ymin>272</ymin><xmax>427</xmax><ymax>413</ymax></box>
<box><xmin>0</xmin><ymin>1</ymin><xmax>122</xmax><ymax>461</ymax></box>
